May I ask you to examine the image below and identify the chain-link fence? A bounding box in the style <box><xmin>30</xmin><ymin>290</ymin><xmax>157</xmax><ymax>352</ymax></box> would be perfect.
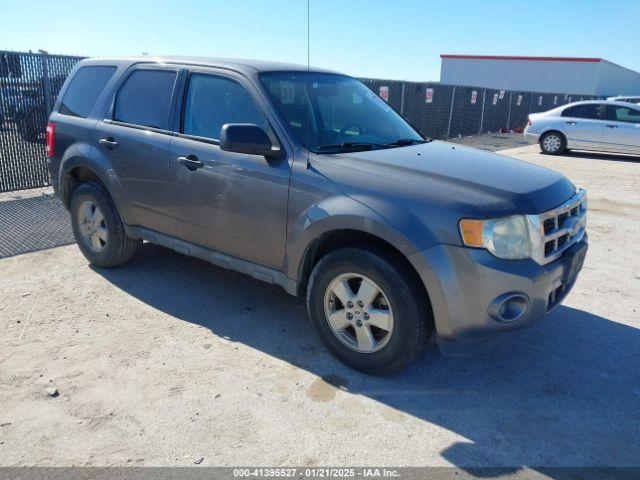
<box><xmin>0</xmin><ymin>50</ymin><xmax>602</xmax><ymax>193</ymax></box>
<box><xmin>0</xmin><ymin>51</ymin><xmax>83</xmax><ymax>192</ymax></box>
<box><xmin>361</xmin><ymin>78</ymin><xmax>601</xmax><ymax>141</ymax></box>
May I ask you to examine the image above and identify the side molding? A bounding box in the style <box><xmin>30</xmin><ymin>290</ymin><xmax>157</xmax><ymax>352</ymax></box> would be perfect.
<box><xmin>125</xmin><ymin>226</ymin><xmax>299</xmax><ymax>296</ymax></box>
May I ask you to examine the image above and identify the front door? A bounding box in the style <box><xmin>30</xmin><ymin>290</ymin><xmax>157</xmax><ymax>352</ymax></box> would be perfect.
<box><xmin>602</xmin><ymin>104</ymin><xmax>640</xmax><ymax>154</ymax></box>
<box><xmin>94</xmin><ymin>67</ymin><xmax>180</xmax><ymax>235</ymax></box>
<box><xmin>170</xmin><ymin>71</ymin><xmax>291</xmax><ymax>270</ymax></box>
<box><xmin>561</xmin><ymin>103</ymin><xmax>605</xmax><ymax>150</ymax></box>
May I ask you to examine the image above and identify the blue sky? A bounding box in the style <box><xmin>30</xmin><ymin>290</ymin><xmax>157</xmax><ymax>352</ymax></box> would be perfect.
<box><xmin>1</xmin><ymin>0</ymin><xmax>638</xmax><ymax>81</ymax></box>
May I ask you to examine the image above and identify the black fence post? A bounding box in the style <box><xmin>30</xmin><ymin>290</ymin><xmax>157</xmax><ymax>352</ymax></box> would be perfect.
<box><xmin>506</xmin><ymin>91</ymin><xmax>513</xmax><ymax>130</ymax></box>
<box><xmin>39</xmin><ymin>49</ymin><xmax>53</xmax><ymax>117</ymax></box>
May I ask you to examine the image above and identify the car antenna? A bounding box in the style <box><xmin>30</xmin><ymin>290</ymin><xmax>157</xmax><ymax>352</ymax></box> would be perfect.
<box><xmin>306</xmin><ymin>0</ymin><xmax>311</xmax><ymax>169</ymax></box>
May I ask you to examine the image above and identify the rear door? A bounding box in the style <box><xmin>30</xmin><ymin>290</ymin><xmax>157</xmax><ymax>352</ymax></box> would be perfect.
<box><xmin>169</xmin><ymin>69</ymin><xmax>292</xmax><ymax>270</ymax></box>
<box><xmin>94</xmin><ymin>66</ymin><xmax>180</xmax><ymax>235</ymax></box>
<box><xmin>561</xmin><ymin>103</ymin><xmax>606</xmax><ymax>150</ymax></box>
<box><xmin>602</xmin><ymin>104</ymin><xmax>640</xmax><ymax>154</ymax></box>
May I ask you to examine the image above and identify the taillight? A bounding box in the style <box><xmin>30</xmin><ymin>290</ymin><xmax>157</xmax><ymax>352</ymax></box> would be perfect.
<box><xmin>527</xmin><ymin>117</ymin><xmax>532</xmax><ymax>126</ymax></box>
<box><xmin>46</xmin><ymin>122</ymin><xmax>56</xmax><ymax>156</ymax></box>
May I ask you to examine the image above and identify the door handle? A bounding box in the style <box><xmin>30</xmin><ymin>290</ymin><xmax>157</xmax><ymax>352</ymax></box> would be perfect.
<box><xmin>565</xmin><ymin>121</ymin><xmax>577</xmax><ymax>125</ymax></box>
<box><xmin>99</xmin><ymin>137</ymin><xmax>118</xmax><ymax>148</ymax></box>
<box><xmin>606</xmin><ymin>124</ymin><xmax>619</xmax><ymax>129</ymax></box>
<box><xmin>177</xmin><ymin>155</ymin><xmax>204</xmax><ymax>171</ymax></box>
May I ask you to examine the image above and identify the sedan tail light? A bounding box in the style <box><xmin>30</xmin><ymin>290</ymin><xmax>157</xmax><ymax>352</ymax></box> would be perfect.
<box><xmin>45</xmin><ymin>122</ymin><xmax>56</xmax><ymax>156</ymax></box>
<box><xmin>527</xmin><ymin>116</ymin><xmax>532</xmax><ymax>126</ymax></box>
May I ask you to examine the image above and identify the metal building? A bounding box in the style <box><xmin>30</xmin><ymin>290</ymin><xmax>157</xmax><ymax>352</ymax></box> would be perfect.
<box><xmin>440</xmin><ymin>54</ymin><xmax>640</xmax><ymax>96</ymax></box>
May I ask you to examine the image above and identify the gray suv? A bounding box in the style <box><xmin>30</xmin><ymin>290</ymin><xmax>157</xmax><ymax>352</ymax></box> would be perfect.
<box><xmin>47</xmin><ymin>56</ymin><xmax>588</xmax><ymax>374</ymax></box>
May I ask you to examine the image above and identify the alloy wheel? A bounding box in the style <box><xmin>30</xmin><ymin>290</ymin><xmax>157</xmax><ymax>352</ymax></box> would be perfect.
<box><xmin>323</xmin><ymin>273</ymin><xmax>394</xmax><ymax>353</ymax></box>
<box><xmin>543</xmin><ymin>134</ymin><xmax>562</xmax><ymax>153</ymax></box>
<box><xmin>77</xmin><ymin>200</ymin><xmax>108</xmax><ymax>252</ymax></box>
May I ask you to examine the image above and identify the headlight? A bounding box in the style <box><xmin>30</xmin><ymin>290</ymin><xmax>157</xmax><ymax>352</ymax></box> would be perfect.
<box><xmin>459</xmin><ymin>215</ymin><xmax>533</xmax><ymax>259</ymax></box>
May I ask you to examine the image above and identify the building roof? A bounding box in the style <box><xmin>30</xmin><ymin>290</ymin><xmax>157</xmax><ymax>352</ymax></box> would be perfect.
<box><xmin>440</xmin><ymin>54</ymin><xmax>602</xmax><ymax>63</ymax></box>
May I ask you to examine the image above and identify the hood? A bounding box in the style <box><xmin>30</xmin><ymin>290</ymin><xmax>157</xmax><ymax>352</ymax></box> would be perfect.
<box><xmin>311</xmin><ymin>140</ymin><xmax>576</xmax><ymax>217</ymax></box>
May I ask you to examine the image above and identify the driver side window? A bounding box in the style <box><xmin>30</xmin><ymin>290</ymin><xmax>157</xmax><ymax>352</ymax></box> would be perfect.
<box><xmin>182</xmin><ymin>73</ymin><xmax>267</xmax><ymax>141</ymax></box>
<box><xmin>608</xmin><ymin>106</ymin><xmax>640</xmax><ymax>124</ymax></box>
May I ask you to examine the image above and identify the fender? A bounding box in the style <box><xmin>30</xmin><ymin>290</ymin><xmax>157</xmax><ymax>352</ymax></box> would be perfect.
<box><xmin>59</xmin><ymin>142</ymin><xmax>136</xmax><ymax>224</ymax></box>
<box><xmin>284</xmin><ymin>194</ymin><xmax>433</xmax><ymax>282</ymax></box>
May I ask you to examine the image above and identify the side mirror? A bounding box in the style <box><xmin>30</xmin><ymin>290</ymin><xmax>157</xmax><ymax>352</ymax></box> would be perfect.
<box><xmin>219</xmin><ymin>124</ymin><xmax>282</xmax><ymax>159</ymax></box>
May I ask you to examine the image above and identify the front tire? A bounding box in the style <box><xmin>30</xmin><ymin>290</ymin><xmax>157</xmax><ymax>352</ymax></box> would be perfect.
<box><xmin>306</xmin><ymin>248</ymin><xmax>433</xmax><ymax>375</ymax></box>
<box><xmin>540</xmin><ymin>131</ymin><xmax>566</xmax><ymax>155</ymax></box>
<box><xmin>70</xmin><ymin>182</ymin><xmax>140</xmax><ymax>267</ymax></box>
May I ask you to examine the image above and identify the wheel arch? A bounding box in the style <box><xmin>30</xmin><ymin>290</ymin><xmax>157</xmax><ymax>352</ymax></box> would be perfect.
<box><xmin>294</xmin><ymin>228</ymin><xmax>433</xmax><ymax>322</ymax></box>
<box><xmin>540</xmin><ymin>129</ymin><xmax>567</xmax><ymax>143</ymax></box>
<box><xmin>286</xmin><ymin>194</ymin><xmax>434</xmax><ymax>295</ymax></box>
<box><xmin>59</xmin><ymin>144</ymin><xmax>134</xmax><ymax>224</ymax></box>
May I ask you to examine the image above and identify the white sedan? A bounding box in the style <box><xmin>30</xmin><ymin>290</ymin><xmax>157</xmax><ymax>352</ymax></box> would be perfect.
<box><xmin>524</xmin><ymin>100</ymin><xmax>640</xmax><ymax>155</ymax></box>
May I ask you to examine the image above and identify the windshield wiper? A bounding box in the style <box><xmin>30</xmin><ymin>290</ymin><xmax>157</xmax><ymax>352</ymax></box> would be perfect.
<box><xmin>383</xmin><ymin>138</ymin><xmax>429</xmax><ymax>147</ymax></box>
<box><xmin>317</xmin><ymin>142</ymin><xmax>385</xmax><ymax>152</ymax></box>
<box><xmin>316</xmin><ymin>138</ymin><xmax>430</xmax><ymax>152</ymax></box>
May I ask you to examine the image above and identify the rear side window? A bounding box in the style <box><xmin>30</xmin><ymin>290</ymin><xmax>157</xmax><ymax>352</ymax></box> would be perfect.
<box><xmin>182</xmin><ymin>73</ymin><xmax>266</xmax><ymax>140</ymax></box>
<box><xmin>114</xmin><ymin>69</ymin><xmax>177</xmax><ymax>130</ymax></box>
<box><xmin>59</xmin><ymin>66</ymin><xmax>116</xmax><ymax>118</ymax></box>
<box><xmin>562</xmin><ymin>104</ymin><xmax>602</xmax><ymax>120</ymax></box>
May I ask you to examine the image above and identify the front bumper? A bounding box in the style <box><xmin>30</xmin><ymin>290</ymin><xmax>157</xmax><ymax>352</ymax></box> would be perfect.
<box><xmin>408</xmin><ymin>236</ymin><xmax>588</xmax><ymax>356</ymax></box>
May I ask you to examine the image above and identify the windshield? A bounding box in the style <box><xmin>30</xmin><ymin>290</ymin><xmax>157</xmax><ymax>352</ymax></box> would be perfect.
<box><xmin>260</xmin><ymin>72</ymin><xmax>424</xmax><ymax>153</ymax></box>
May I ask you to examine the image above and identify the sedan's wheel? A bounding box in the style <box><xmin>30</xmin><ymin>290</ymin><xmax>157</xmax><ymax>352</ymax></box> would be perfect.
<box><xmin>307</xmin><ymin>247</ymin><xmax>433</xmax><ymax>375</ymax></box>
<box><xmin>540</xmin><ymin>131</ymin><xmax>566</xmax><ymax>155</ymax></box>
<box><xmin>324</xmin><ymin>273</ymin><xmax>394</xmax><ymax>353</ymax></box>
<box><xmin>70</xmin><ymin>182</ymin><xmax>141</xmax><ymax>267</ymax></box>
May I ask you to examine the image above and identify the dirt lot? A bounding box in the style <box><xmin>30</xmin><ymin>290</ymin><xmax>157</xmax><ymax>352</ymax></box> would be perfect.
<box><xmin>447</xmin><ymin>132</ymin><xmax>534</xmax><ymax>151</ymax></box>
<box><xmin>0</xmin><ymin>144</ymin><xmax>639</xmax><ymax>469</ymax></box>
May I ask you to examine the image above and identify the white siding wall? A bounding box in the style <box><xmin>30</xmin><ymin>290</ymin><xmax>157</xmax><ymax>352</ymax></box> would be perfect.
<box><xmin>440</xmin><ymin>58</ymin><xmax>640</xmax><ymax>95</ymax></box>
<box><xmin>595</xmin><ymin>61</ymin><xmax>640</xmax><ymax>95</ymax></box>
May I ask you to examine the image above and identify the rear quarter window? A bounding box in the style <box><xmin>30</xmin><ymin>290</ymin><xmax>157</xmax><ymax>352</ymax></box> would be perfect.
<box><xmin>59</xmin><ymin>66</ymin><xmax>116</xmax><ymax>118</ymax></box>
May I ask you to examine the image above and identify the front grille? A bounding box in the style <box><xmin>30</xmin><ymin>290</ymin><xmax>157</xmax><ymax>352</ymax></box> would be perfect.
<box><xmin>535</xmin><ymin>190</ymin><xmax>587</xmax><ymax>265</ymax></box>
<box><xmin>544</xmin><ymin>240</ymin><xmax>555</xmax><ymax>256</ymax></box>
<box><xmin>557</xmin><ymin>233</ymin><xmax>569</xmax><ymax>249</ymax></box>
<box><xmin>543</xmin><ymin>218</ymin><xmax>555</xmax><ymax>235</ymax></box>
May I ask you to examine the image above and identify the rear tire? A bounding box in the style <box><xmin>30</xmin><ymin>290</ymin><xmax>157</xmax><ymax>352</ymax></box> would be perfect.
<box><xmin>70</xmin><ymin>182</ymin><xmax>140</xmax><ymax>267</ymax></box>
<box><xmin>306</xmin><ymin>247</ymin><xmax>433</xmax><ymax>375</ymax></box>
<box><xmin>540</xmin><ymin>131</ymin><xmax>566</xmax><ymax>155</ymax></box>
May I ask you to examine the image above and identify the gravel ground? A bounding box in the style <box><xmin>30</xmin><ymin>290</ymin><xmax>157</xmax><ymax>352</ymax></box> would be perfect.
<box><xmin>447</xmin><ymin>132</ymin><xmax>534</xmax><ymax>151</ymax></box>
<box><xmin>0</xmin><ymin>187</ymin><xmax>53</xmax><ymax>203</ymax></box>
<box><xmin>0</xmin><ymin>192</ymin><xmax>73</xmax><ymax>259</ymax></box>
<box><xmin>0</xmin><ymin>144</ymin><xmax>639</xmax><ymax>470</ymax></box>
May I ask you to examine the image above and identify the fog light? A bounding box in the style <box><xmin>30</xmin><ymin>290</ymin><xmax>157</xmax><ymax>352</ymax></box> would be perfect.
<box><xmin>488</xmin><ymin>292</ymin><xmax>530</xmax><ymax>323</ymax></box>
